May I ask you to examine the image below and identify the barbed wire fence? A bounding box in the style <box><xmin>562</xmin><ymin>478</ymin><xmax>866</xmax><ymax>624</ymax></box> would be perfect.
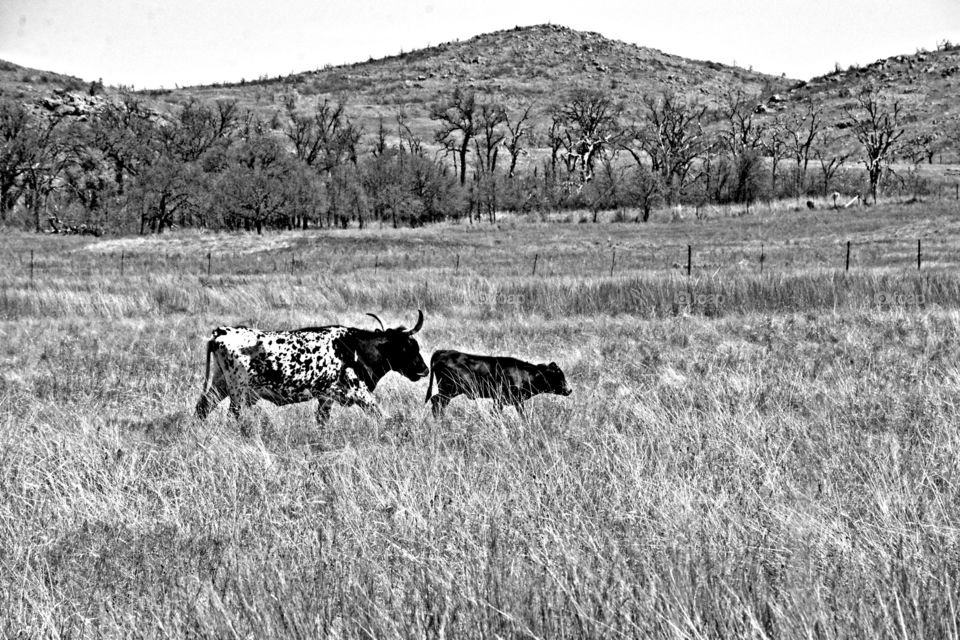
<box><xmin>6</xmin><ymin>237</ymin><xmax>945</xmax><ymax>281</ymax></box>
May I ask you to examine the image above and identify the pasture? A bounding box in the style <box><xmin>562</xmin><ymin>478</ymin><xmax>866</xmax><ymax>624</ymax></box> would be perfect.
<box><xmin>2</xmin><ymin>202</ymin><xmax>960</xmax><ymax>637</ymax></box>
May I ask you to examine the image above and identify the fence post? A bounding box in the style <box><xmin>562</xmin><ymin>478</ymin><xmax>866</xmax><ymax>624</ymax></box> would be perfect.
<box><xmin>531</xmin><ymin>253</ymin><xmax>539</xmax><ymax>277</ymax></box>
<box><xmin>609</xmin><ymin>249</ymin><xmax>616</xmax><ymax>277</ymax></box>
<box><xmin>207</xmin><ymin>252</ymin><xmax>212</xmax><ymax>276</ymax></box>
<box><xmin>30</xmin><ymin>250</ymin><xmax>34</xmax><ymax>281</ymax></box>
<box><xmin>120</xmin><ymin>251</ymin><xmax>125</xmax><ymax>276</ymax></box>
<box><xmin>760</xmin><ymin>244</ymin><xmax>765</xmax><ymax>274</ymax></box>
<box><xmin>686</xmin><ymin>245</ymin><xmax>692</xmax><ymax>277</ymax></box>
<box><xmin>455</xmin><ymin>254</ymin><xmax>460</xmax><ymax>273</ymax></box>
<box><xmin>375</xmin><ymin>255</ymin><xmax>379</xmax><ymax>273</ymax></box>
<box><xmin>845</xmin><ymin>241</ymin><xmax>850</xmax><ymax>273</ymax></box>
<box><xmin>917</xmin><ymin>239</ymin><xmax>921</xmax><ymax>270</ymax></box>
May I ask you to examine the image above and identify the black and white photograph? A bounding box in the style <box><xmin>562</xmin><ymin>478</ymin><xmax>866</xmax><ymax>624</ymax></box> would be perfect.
<box><xmin>1</xmin><ymin>0</ymin><xmax>960</xmax><ymax>635</ymax></box>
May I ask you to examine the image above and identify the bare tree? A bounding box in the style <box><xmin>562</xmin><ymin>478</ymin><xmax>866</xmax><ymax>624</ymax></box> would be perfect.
<box><xmin>88</xmin><ymin>94</ymin><xmax>157</xmax><ymax>196</ymax></box>
<box><xmin>0</xmin><ymin>101</ymin><xmax>34</xmax><ymax>218</ymax></box>
<box><xmin>814</xmin><ymin>129</ymin><xmax>852</xmax><ymax>197</ymax></box>
<box><xmin>57</xmin><ymin>122</ymin><xmax>115</xmax><ymax>223</ymax></box>
<box><xmin>901</xmin><ymin>129</ymin><xmax>939</xmax><ymax>165</ymax></box>
<box><xmin>132</xmin><ymin>156</ymin><xmax>202</xmax><ymax>234</ymax></box>
<box><xmin>762</xmin><ymin>120</ymin><xmax>787</xmax><ymax>197</ymax></box>
<box><xmin>430</xmin><ymin>86</ymin><xmax>477</xmax><ymax>186</ymax></box>
<box><xmin>546</xmin><ymin>112</ymin><xmax>565</xmax><ymax>177</ymax></box>
<box><xmin>553</xmin><ymin>88</ymin><xmax>620</xmax><ymax>183</ymax></box>
<box><xmin>945</xmin><ymin>119</ymin><xmax>960</xmax><ymax>163</ymax></box>
<box><xmin>845</xmin><ymin>86</ymin><xmax>904</xmax><ymax>203</ymax></box>
<box><xmin>473</xmin><ymin>102</ymin><xmax>506</xmax><ymax>175</ymax></box>
<box><xmin>630</xmin><ymin>163</ymin><xmax>661</xmax><ymax>222</ymax></box>
<box><xmin>718</xmin><ymin>89</ymin><xmax>766</xmax><ymax>155</ymax></box>
<box><xmin>169</xmin><ymin>98</ymin><xmax>239</xmax><ymax>162</ymax></box>
<box><xmin>20</xmin><ymin>115</ymin><xmax>66</xmax><ymax>232</ymax></box>
<box><xmin>363</xmin><ymin>116</ymin><xmax>397</xmax><ymax>227</ymax></box>
<box><xmin>503</xmin><ymin>103</ymin><xmax>533</xmax><ymax>179</ymax></box>
<box><xmin>215</xmin><ymin>130</ymin><xmax>299</xmax><ymax>234</ymax></box>
<box><xmin>284</xmin><ymin>98</ymin><xmax>361</xmax><ymax>172</ymax></box>
<box><xmin>783</xmin><ymin>104</ymin><xmax>823</xmax><ymax>197</ymax></box>
<box><xmin>584</xmin><ymin>150</ymin><xmax>625</xmax><ymax>222</ymax></box>
<box><xmin>472</xmin><ymin>102</ymin><xmax>507</xmax><ymax>222</ymax></box>
<box><xmin>627</xmin><ymin>92</ymin><xmax>709</xmax><ymax>204</ymax></box>
<box><xmin>718</xmin><ymin>89</ymin><xmax>767</xmax><ymax>203</ymax></box>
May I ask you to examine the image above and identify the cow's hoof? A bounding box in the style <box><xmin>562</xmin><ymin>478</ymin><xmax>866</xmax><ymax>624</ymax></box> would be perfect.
<box><xmin>238</xmin><ymin>414</ymin><xmax>260</xmax><ymax>438</ymax></box>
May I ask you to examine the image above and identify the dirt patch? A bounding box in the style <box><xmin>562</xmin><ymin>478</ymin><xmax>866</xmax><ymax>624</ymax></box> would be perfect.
<box><xmin>79</xmin><ymin>232</ymin><xmax>300</xmax><ymax>256</ymax></box>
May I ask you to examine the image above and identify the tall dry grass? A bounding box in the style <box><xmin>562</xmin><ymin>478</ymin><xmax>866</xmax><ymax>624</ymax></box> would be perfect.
<box><xmin>2</xmin><ymin>202</ymin><xmax>960</xmax><ymax>637</ymax></box>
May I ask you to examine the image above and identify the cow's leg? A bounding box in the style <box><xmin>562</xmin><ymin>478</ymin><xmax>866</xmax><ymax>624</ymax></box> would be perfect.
<box><xmin>492</xmin><ymin>392</ymin><xmax>507</xmax><ymax>415</ymax></box>
<box><xmin>219</xmin><ymin>358</ymin><xmax>251</xmax><ymax>423</ymax></box>
<box><xmin>228</xmin><ymin>388</ymin><xmax>255</xmax><ymax>419</ymax></box>
<box><xmin>236</xmin><ymin>393</ymin><xmax>261</xmax><ymax>437</ymax></box>
<box><xmin>336</xmin><ymin>368</ymin><xmax>382</xmax><ymax>418</ymax></box>
<box><xmin>228</xmin><ymin>393</ymin><xmax>244</xmax><ymax>419</ymax></box>
<box><xmin>315</xmin><ymin>398</ymin><xmax>334</xmax><ymax>425</ymax></box>
<box><xmin>195</xmin><ymin>385</ymin><xmax>225</xmax><ymax>420</ymax></box>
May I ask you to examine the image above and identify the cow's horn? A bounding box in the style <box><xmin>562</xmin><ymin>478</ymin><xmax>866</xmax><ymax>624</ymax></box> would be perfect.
<box><xmin>407</xmin><ymin>310</ymin><xmax>424</xmax><ymax>334</ymax></box>
<box><xmin>366</xmin><ymin>313</ymin><xmax>385</xmax><ymax>331</ymax></box>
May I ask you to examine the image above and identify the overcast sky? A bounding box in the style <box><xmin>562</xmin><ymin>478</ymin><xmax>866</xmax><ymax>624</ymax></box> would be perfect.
<box><xmin>1</xmin><ymin>0</ymin><xmax>958</xmax><ymax>89</ymax></box>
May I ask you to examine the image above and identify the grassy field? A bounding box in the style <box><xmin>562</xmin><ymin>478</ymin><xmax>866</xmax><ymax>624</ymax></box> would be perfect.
<box><xmin>2</xmin><ymin>202</ymin><xmax>960</xmax><ymax>637</ymax></box>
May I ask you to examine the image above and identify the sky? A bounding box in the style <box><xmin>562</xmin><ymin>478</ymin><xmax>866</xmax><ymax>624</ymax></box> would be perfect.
<box><xmin>1</xmin><ymin>0</ymin><xmax>959</xmax><ymax>89</ymax></box>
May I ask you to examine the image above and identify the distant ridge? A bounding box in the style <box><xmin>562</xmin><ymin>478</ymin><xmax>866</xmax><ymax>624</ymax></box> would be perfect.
<box><xmin>186</xmin><ymin>24</ymin><xmax>791</xmax><ymax>106</ymax></box>
<box><xmin>0</xmin><ymin>26</ymin><xmax>955</xmax><ymax>142</ymax></box>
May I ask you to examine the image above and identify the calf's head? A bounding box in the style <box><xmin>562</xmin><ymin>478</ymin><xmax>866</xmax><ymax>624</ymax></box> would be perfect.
<box><xmin>368</xmin><ymin>310</ymin><xmax>429</xmax><ymax>381</ymax></box>
<box><xmin>537</xmin><ymin>362</ymin><xmax>572</xmax><ymax>396</ymax></box>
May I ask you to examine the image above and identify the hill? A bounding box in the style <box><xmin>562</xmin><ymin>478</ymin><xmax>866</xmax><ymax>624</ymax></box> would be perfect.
<box><xmin>0</xmin><ymin>58</ymin><xmax>97</xmax><ymax>102</ymax></box>
<box><xmin>758</xmin><ymin>42</ymin><xmax>960</xmax><ymax>155</ymax></box>
<box><xmin>6</xmin><ymin>26</ymin><xmax>957</xmax><ymax>146</ymax></box>
<box><xmin>3</xmin><ymin>27</ymin><xmax>957</xmax><ymax>145</ymax></box>
<box><xmin>157</xmin><ymin>24</ymin><xmax>794</xmax><ymax>137</ymax></box>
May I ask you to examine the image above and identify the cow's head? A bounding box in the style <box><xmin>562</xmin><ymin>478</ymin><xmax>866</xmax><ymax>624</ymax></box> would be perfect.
<box><xmin>367</xmin><ymin>310</ymin><xmax>429</xmax><ymax>381</ymax></box>
<box><xmin>537</xmin><ymin>362</ymin><xmax>572</xmax><ymax>396</ymax></box>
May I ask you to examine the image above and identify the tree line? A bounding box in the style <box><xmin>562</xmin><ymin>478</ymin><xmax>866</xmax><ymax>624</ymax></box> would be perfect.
<box><xmin>0</xmin><ymin>83</ymin><xmax>950</xmax><ymax>234</ymax></box>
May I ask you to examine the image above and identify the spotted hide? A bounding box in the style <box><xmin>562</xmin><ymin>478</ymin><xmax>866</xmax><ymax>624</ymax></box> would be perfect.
<box><xmin>195</xmin><ymin>311</ymin><xmax>428</xmax><ymax>427</ymax></box>
<box><xmin>424</xmin><ymin>349</ymin><xmax>572</xmax><ymax>418</ymax></box>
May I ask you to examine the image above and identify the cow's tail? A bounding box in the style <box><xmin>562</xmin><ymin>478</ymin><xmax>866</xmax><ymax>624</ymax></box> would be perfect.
<box><xmin>424</xmin><ymin>354</ymin><xmax>437</xmax><ymax>403</ymax></box>
<box><xmin>201</xmin><ymin>337</ymin><xmax>216</xmax><ymax>392</ymax></box>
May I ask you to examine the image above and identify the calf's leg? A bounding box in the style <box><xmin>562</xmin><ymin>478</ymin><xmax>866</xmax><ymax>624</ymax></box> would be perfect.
<box><xmin>430</xmin><ymin>394</ymin><xmax>451</xmax><ymax>418</ymax></box>
<box><xmin>513</xmin><ymin>401</ymin><xmax>526</xmax><ymax>419</ymax></box>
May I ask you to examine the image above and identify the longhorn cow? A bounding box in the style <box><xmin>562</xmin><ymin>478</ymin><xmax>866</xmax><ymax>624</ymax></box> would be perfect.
<box><xmin>195</xmin><ymin>311</ymin><xmax>428</xmax><ymax>427</ymax></box>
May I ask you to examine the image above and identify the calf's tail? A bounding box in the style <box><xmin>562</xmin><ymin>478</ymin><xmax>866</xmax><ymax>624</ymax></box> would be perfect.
<box><xmin>424</xmin><ymin>364</ymin><xmax>435</xmax><ymax>403</ymax></box>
